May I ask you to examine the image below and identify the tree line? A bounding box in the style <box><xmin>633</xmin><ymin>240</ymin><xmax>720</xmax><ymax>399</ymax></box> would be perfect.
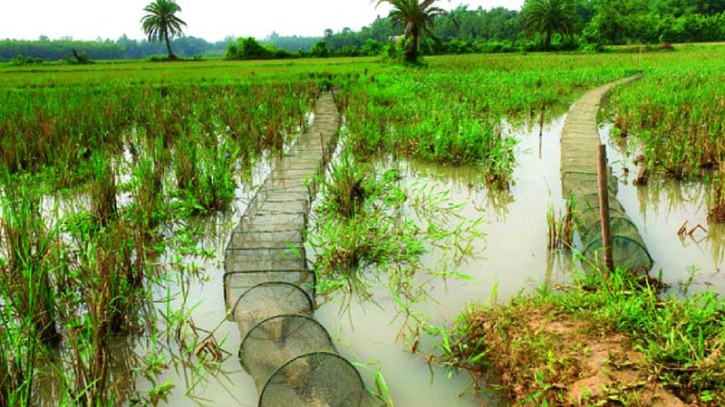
<box><xmin>0</xmin><ymin>36</ymin><xmax>229</xmax><ymax>62</ymax></box>
<box><xmin>283</xmin><ymin>0</ymin><xmax>725</xmax><ymax>58</ymax></box>
<box><xmin>4</xmin><ymin>0</ymin><xmax>725</xmax><ymax>64</ymax></box>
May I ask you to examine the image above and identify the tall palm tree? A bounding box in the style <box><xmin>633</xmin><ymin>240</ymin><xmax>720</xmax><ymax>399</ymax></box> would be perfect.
<box><xmin>521</xmin><ymin>0</ymin><xmax>578</xmax><ymax>50</ymax></box>
<box><xmin>141</xmin><ymin>0</ymin><xmax>187</xmax><ymax>60</ymax></box>
<box><xmin>374</xmin><ymin>0</ymin><xmax>445</xmax><ymax>63</ymax></box>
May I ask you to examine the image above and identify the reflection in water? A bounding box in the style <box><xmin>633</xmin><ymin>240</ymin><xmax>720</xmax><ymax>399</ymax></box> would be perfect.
<box><xmin>26</xmin><ymin>103</ymin><xmax>725</xmax><ymax>406</ymax></box>
<box><xmin>126</xmin><ymin>158</ymin><xmax>272</xmax><ymax>407</ymax></box>
<box><xmin>401</xmin><ymin>160</ymin><xmax>515</xmax><ymax>221</ymax></box>
<box><xmin>600</xmin><ymin>121</ymin><xmax>725</xmax><ymax>291</ymax></box>
<box><xmin>312</xmin><ymin>112</ymin><xmax>573</xmax><ymax>407</ymax></box>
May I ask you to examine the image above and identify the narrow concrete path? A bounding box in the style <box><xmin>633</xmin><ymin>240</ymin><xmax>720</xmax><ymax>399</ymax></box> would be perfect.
<box><xmin>560</xmin><ymin>75</ymin><xmax>653</xmax><ymax>272</ymax></box>
<box><xmin>224</xmin><ymin>92</ymin><xmax>368</xmax><ymax>407</ymax></box>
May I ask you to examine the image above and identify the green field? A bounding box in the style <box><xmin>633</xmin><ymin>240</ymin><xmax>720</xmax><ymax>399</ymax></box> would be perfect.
<box><xmin>1</xmin><ymin>45</ymin><xmax>724</xmax><ymax>406</ymax></box>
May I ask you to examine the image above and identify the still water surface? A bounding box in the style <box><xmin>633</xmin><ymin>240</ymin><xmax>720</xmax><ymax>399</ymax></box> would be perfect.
<box><xmin>132</xmin><ymin>108</ymin><xmax>724</xmax><ymax>406</ymax></box>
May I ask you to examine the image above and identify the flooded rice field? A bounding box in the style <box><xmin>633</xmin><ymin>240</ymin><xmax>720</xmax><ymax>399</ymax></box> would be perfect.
<box><xmin>25</xmin><ymin>104</ymin><xmax>722</xmax><ymax>406</ymax></box>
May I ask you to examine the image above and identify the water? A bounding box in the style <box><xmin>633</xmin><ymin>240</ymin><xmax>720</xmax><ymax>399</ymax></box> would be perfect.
<box><xmin>308</xmin><ymin>107</ymin><xmax>725</xmax><ymax>407</ymax></box>
<box><xmin>306</xmin><ymin>113</ymin><xmax>574</xmax><ymax>407</ymax></box>
<box><xmin>11</xmin><ymin>103</ymin><xmax>724</xmax><ymax>406</ymax></box>
<box><xmin>601</xmin><ymin>122</ymin><xmax>725</xmax><ymax>292</ymax></box>
<box><xmin>127</xmin><ymin>152</ymin><xmax>278</xmax><ymax>407</ymax></box>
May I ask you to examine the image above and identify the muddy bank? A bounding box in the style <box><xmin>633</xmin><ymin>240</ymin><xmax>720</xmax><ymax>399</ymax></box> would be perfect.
<box><xmin>465</xmin><ymin>302</ymin><xmax>687</xmax><ymax>406</ymax></box>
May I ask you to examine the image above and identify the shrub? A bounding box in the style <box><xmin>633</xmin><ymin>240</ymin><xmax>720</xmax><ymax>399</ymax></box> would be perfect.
<box><xmin>9</xmin><ymin>54</ymin><xmax>43</xmax><ymax>66</ymax></box>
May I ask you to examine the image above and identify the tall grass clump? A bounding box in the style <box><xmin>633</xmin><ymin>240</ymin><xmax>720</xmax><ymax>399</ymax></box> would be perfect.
<box><xmin>0</xmin><ymin>78</ymin><xmax>318</xmax><ymax>190</ymax></box>
<box><xmin>546</xmin><ymin>198</ymin><xmax>574</xmax><ymax>250</ymax></box>
<box><xmin>0</xmin><ymin>174</ymin><xmax>61</xmax><ymax>345</ymax></box>
<box><xmin>127</xmin><ymin>134</ymin><xmax>168</xmax><ymax>238</ymax></box>
<box><xmin>310</xmin><ymin>153</ymin><xmax>483</xmax><ymax>298</ymax></box>
<box><xmin>609</xmin><ymin>67</ymin><xmax>725</xmax><ymax>180</ymax></box>
<box><xmin>709</xmin><ymin>162</ymin><xmax>725</xmax><ymax>222</ymax></box>
<box><xmin>0</xmin><ymin>299</ymin><xmax>37</xmax><ymax>406</ymax></box>
<box><xmin>340</xmin><ymin>68</ymin><xmax>630</xmax><ymax>188</ymax></box>
<box><xmin>310</xmin><ymin>154</ymin><xmax>414</xmax><ymax>286</ymax></box>
<box><xmin>318</xmin><ymin>153</ymin><xmax>373</xmax><ymax>219</ymax></box>
<box><xmin>173</xmin><ymin>132</ymin><xmax>239</xmax><ymax>215</ymax></box>
<box><xmin>59</xmin><ymin>222</ymin><xmax>142</xmax><ymax>406</ymax></box>
<box><xmin>89</xmin><ymin>152</ymin><xmax>118</xmax><ymax>227</ymax></box>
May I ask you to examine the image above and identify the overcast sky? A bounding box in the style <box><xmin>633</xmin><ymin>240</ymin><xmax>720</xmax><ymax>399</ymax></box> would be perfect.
<box><xmin>0</xmin><ymin>0</ymin><xmax>524</xmax><ymax>42</ymax></box>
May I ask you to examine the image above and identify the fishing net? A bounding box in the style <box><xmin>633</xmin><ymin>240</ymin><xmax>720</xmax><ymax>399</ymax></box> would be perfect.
<box><xmin>233</xmin><ymin>282</ymin><xmax>314</xmax><ymax>337</ymax></box>
<box><xmin>572</xmin><ymin>189</ymin><xmax>652</xmax><ymax>273</ymax></box>
<box><xmin>561</xmin><ymin>146</ymin><xmax>652</xmax><ymax>270</ymax></box>
<box><xmin>239</xmin><ymin>315</ymin><xmax>336</xmax><ymax>389</ymax></box>
<box><xmin>223</xmin><ymin>93</ymin><xmax>370</xmax><ymax>407</ymax></box>
<box><xmin>224</xmin><ymin>270</ymin><xmax>316</xmax><ymax>308</ymax></box>
<box><xmin>226</xmin><ymin>271</ymin><xmax>369</xmax><ymax>407</ymax></box>
<box><xmin>560</xmin><ymin>77</ymin><xmax>652</xmax><ymax>273</ymax></box>
<box><xmin>259</xmin><ymin>352</ymin><xmax>367</xmax><ymax>407</ymax></box>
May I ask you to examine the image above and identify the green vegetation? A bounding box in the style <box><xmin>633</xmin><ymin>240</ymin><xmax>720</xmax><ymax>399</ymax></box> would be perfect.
<box><xmin>0</xmin><ymin>59</ymin><xmax>328</xmax><ymax>405</ymax></box>
<box><xmin>0</xmin><ymin>36</ymin><xmax>227</xmax><ymax>62</ymax></box>
<box><xmin>609</xmin><ymin>65</ymin><xmax>725</xmax><ymax>181</ymax></box>
<box><xmin>0</xmin><ymin>78</ymin><xmax>315</xmax><ymax>186</ymax></box>
<box><xmin>434</xmin><ymin>268</ymin><xmax>725</xmax><ymax>405</ymax></box>
<box><xmin>225</xmin><ymin>37</ymin><xmax>296</xmax><ymax>60</ymax></box>
<box><xmin>339</xmin><ymin>60</ymin><xmax>635</xmax><ymax>187</ymax></box>
<box><xmin>374</xmin><ymin>0</ymin><xmax>445</xmax><ymax>63</ymax></box>
<box><xmin>606</xmin><ymin>54</ymin><xmax>725</xmax><ymax>220</ymax></box>
<box><xmin>309</xmin><ymin>153</ymin><xmax>483</xmax><ymax>301</ymax></box>
<box><xmin>141</xmin><ymin>0</ymin><xmax>188</xmax><ymax>60</ymax></box>
<box><xmin>9</xmin><ymin>54</ymin><xmax>44</xmax><ymax>66</ymax></box>
<box><xmin>522</xmin><ymin>0</ymin><xmax>579</xmax><ymax>49</ymax></box>
<box><xmin>0</xmin><ymin>44</ymin><xmax>723</xmax><ymax>405</ymax></box>
<box><xmin>5</xmin><ymin>0</ymin><xmax>725</xmax><ymax>64</ymax></box>
<box><xmin>284</xmin><ymin>0</ymin><xmax>725</xmax><ymax>57</ymax></box>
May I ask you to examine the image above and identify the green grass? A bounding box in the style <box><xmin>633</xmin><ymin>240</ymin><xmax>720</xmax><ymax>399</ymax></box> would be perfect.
<box><xmin>609</xmin><ymin>63</ymin><xmax>725</xmax><ymax>181</ymax></box>
<box><xmin>1</xmin><ymin>45</ymin><xmax>724</xmax><ymax>405</ymax></box>
<box><xmin>435</xmin><ymin>268</ymin><xmax>725</xmax><ymax>405</ymax></box>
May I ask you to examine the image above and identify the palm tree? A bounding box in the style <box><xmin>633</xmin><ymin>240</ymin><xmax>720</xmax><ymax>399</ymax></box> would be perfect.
<box><xmin>374</xmin><ymin>0</ymin><xmax>445</xmax><ymax>63</ymax></box>
<box><xmin>521</xmin><ymin>0</ymin><xmax>578</xmax><ymax>50</ymax></box>
<box><xmin>141</xmin><ymin>0</ymin><xmax>187</xmax><ymax>59</ymax></box>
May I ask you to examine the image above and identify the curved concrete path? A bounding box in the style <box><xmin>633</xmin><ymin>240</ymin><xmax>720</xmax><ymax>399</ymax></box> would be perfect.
<box><xmin>224</xmin><ymin>91</ymin><xmax>369</xmax><ymax>407</ymax></box>
<box><xmin>560</xmin><ymin>75</ymin><xmax>653</xmax><ymax>272</ymax></box>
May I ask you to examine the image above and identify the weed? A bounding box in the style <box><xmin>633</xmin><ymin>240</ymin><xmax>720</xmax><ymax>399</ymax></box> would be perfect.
<box><xmin>437</xmin><ymin>267</ymin><xmax>725</xmax><ymax>405</ymax></box>
<box><xmin>547</xmin><ymin>197</ymin><xmax>574</xmax><ymax>250</ymax></box>
<box><xmin>708</xmin><ymin>162</ymin><xmax>725</xmax><ymax>222</ymax></box>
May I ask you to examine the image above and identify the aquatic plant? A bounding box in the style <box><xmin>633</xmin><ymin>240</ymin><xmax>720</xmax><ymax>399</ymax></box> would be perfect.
<box><xmin>340</xmin><ymin>66</ymin><xmax>630</xmax><ymax>188</ymax></box>
<box><xmin>0</xmin><ymin>174</ymin><xmax>61</xmax><ymax>345</ymax></box>
<box><xmin>609</xmin><ymin>66</ymin><xmax>725</xmax><ymax>181</ymax></box>
<box><xmin>546</xmin><ymin>198</ymin><xmax>574</xmax><ymax>250</ymax></box>
<box><xmin>317</xmin><ymin>153</ymin><xmax>373</xmax><ymax>219</ymax></box>
<box><xmin>709</xmin><ymin>162</ymin><xmax>725</xmax><ymax>222</ymax></box>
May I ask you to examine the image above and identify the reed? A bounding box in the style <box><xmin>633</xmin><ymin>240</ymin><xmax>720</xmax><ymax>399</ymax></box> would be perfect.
<box><xmin>610</xmin><ymin>66</ymin><xmax>725</xmax><ymax>180</ymax></box>
<box><xmin>0</xmin><ymin>174</ymin><xmax>61</xmax><ymax>345</ymax></box>
<box><xmin>546</xmin><ymin>199</ymin><xmax>574</xmax><ymax>250</ymax></box>
<box><xmin>709</xmin><ymin>162</ymin><xmax>725</xmax><ymax>222</ymax></box>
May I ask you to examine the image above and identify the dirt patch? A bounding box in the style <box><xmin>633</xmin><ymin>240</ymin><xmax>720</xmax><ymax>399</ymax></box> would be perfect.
<box><xmin>464</xmin><ymin>304</ymin><xmax>689</xmax><ymax>406</ymax></box>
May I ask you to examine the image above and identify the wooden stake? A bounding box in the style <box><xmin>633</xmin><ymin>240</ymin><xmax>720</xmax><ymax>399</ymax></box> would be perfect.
<box><xmin>597</xmin><ymin>144</ymin><xmax>614</xmax><ymax>275</ymax></box>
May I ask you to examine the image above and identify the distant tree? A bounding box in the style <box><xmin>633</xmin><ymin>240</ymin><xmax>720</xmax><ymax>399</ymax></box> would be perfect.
<box><xmin>361</xmin><ymin>39</ymin><xmax>383</xmax><ymax>55</ymax></box>
<box><xmin>141</xmin><ymin>0</ymin><xmax>187</xmax><ymax>59</ymax></box>
<box><xmin>521</xmin><ymin>0</ymin><xmax>578</xmax><ymax>49</ymax></box>
<box><xmin>310</xmin><ymin>39</ymin><xmax>332</xmax><ymax>57</ymax></box>
<box><xmin>224</xmin><ymin>37</ymin><xmax>295</xmax><ymax>60</ymax></box>
<box><xmin>374</xmin><ymin>0</ymin><xmax>445</xmax><ymax>63</ymax></box>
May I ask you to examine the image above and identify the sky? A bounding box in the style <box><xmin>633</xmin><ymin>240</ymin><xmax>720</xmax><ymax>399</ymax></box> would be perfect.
<box><xmin>0</xmin><ymin>0</ymin><xmax>524</xmax><ymax>42</ymax></box>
